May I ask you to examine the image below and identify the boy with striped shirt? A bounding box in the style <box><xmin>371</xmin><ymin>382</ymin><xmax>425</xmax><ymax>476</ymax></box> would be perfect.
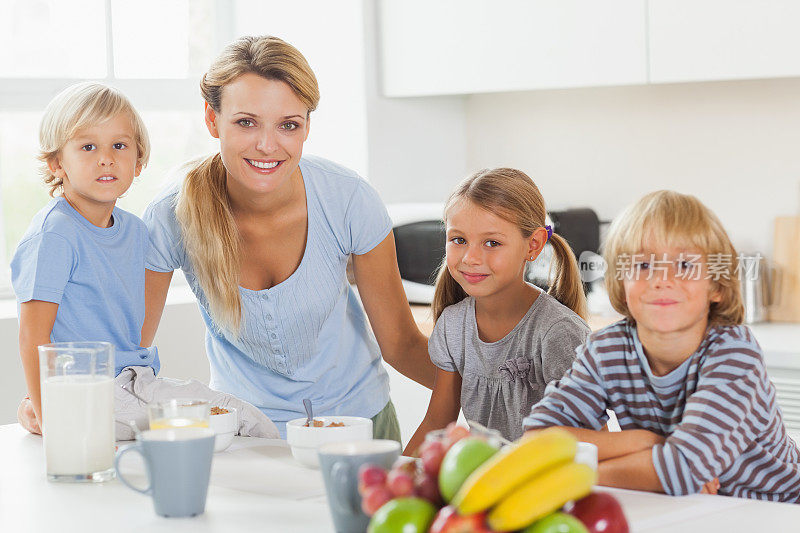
<box><xmin>524</xmin><ymin>190</ymin><xmax>800</xmax><ymax>502</ymax></box>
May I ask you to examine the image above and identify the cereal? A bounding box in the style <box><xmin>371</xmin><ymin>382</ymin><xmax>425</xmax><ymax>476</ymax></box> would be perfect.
<box><xmin>210</xmin><ymin>407</ymin><xmax>229</xmax><ymax>415</ymax></box>
<box><xmin>303</xmin><ymin>419</ymin><xmax>346</xmax><ymax>428</ymax></box>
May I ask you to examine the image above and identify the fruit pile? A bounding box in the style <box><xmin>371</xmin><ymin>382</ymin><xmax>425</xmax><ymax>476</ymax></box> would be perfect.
<box><xmin>359</xmin><ymin>424</ymin><xmax>630</xmax><ymax>533</ymax></box>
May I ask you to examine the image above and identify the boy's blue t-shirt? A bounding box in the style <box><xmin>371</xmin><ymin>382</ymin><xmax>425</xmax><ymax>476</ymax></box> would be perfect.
<box><xmin>10</xmin><ymin>196</ymin><xmax>159</xmax><ymax>376</ymax></box>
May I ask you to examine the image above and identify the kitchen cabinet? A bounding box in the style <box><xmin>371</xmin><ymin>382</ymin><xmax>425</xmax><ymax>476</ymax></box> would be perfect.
<box><xmin>378</xmin><ymin>0</ymin><xmax>800</xmax><ymax>96</ymax></box>
<box><xmin>648</xmin><ymin>0</ymin><xmax>800</xmax><ymax>83</ymax></box>
<box><xmin>378</xmin><ymin>0</ymin><xmax>647</xmax><ymax>97</ymax></box>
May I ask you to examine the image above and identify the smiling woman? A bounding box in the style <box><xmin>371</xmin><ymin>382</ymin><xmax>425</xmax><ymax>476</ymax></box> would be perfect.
<box><xmin>140</xmin><ymin>35</ymin><xmax>435</xmax><ymax>440</ymax></box>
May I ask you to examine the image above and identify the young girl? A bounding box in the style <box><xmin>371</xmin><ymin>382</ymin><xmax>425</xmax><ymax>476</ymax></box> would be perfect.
<box><xmin>405</xmin><ymin>168</ymin><xmax>591</xmax><ymax>454</ymax></box>
<box><xmin>13</xmin><ymin>82</ymin><xmax>277</xmax><ymax>440</ymax></box>
<box><xmin>524</xmin><ymin>190</ymin><xmax>800</xmax><ymax>502</ymax></box>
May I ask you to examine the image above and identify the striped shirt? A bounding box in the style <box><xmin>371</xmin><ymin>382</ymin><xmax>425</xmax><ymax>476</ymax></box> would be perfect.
<box><xmin>523</xmin><ymin>320</ymin><xmax>800</xmax><ymax>502</ymax></box>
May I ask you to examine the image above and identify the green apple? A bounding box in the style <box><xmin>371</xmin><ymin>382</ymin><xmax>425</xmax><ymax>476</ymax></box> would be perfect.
<box><xmin>367</xmin><ymin>497</ymin><xmax>437</xmax><ymax>533</ymax></box>
<box><xmin>438</xmin><ymin>437</ymin><xmax>498</xmax><ymax>502</ymax></box>
<box><xmin>523</xmin><ymin>512</ymin><xmax>589</xmax><ymax>533</ymax></box>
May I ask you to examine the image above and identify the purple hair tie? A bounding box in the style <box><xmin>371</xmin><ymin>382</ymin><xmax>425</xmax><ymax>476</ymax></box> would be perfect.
<box><xmin>545</xmin><ymin>224</ymin><xmax>553</xmax><ymax>241</ymax></box>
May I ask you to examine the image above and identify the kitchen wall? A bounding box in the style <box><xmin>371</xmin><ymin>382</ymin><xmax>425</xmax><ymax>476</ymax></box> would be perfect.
<box><xmin>467</xmin><ymin>78</ymin><xmax>800</xmax><ymax>256</ymax></box>
<box><xmin>370</xmin><ymin>76</ymin><xmax>800</xmax><ymax>257</ymax></box>
<box><xmin>361</xmin><ymin>2</ymin><xmax>800</xmax><ymax>257</ymax></box>
<box><xmin>362</xmin><ymin>0</ymin><xmax>469</xmax><ymax>204</ymax></box>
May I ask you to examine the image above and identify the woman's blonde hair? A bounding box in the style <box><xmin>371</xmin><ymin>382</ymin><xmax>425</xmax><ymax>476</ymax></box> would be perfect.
<box><xmin>177</xmin><ymin>35</ymin><xmax>320</xmax><ymax>333</ymax></box>
<box><xmin>432</xmin><ymin>168</ymin><xmax>588</xmax><ymax>322</ymax></box>
<box><xmin>602</xmin><ymin>190</ymin><xmax>744</xmax><ymax>326</ymax></box>
<box><xmin>38</xmin><ymin>82</ymin><xmax>150</xmax><ymax>196</ymax></box>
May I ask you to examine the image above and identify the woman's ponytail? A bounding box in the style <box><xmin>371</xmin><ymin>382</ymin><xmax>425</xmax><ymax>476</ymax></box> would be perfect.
<box><xmin>546</xmin><ymin>233</ymin><xmax>588</xmax><ymax>320</ymax></box>
<box><xmin>176</xmin><ymin>154</ymin><xmax>243</xmax><ymax>334</ymax></box>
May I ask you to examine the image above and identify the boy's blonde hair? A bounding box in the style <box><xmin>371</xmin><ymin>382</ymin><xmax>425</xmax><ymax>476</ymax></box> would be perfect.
<box><xmin>38</xmin><ymin>82</ymin><xmax>150</xmax><ymax>196</ymax></box>
<box><xmin>178</xmin><ymin>35</ymin><xmax>320</xmax><ymax>334</ymax></box>
<box><xmin>602</xmin><ymin>190</ymin><xmax>744</xmax><ymax>326</ymax></box>
<box><xmin>432</xmin><ymin>168</ymin><xmax>588</xmax><ymax>322</ymax></box>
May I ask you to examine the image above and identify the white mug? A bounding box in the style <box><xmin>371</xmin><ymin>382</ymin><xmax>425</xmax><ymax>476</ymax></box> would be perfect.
<box><xmin>576</xmin><ymin>441</ymin><xmax>599</xmax><ymax>471</ymax></box>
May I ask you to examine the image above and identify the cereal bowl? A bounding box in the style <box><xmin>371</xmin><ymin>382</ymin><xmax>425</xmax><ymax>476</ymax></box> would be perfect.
<box><xmin>286</xmin><ymin>416</ymin><xmax>373</xmax><ymax>468</ymax></box>
<box><xmin>209</xmin><ymin>406</ymin><xmax>237</xmax><ymax>452</ymax></box>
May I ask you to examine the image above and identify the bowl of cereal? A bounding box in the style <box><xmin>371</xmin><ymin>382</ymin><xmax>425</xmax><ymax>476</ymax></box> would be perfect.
<box><xmin>286</xmin><ymin>416</ymin><xmax>373</xmax><ymax>468</ymax></box>
<box><xmin>209</xmin><ymin>406</ymin><xmax>237</xmax><ymax>452</ymax></box>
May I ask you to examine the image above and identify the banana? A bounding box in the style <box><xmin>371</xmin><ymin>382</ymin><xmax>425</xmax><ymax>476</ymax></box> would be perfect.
<box><xmin>487</xmin><ymin>461</ymin><xmax>596</xmax><ymax>532</ymax></box>
<box><xmin>452</xmin><ymin>427</ymin><xmax>577</xmax><ymax>514</ymax></box>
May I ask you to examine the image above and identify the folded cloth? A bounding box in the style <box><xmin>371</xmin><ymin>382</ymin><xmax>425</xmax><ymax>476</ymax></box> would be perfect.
<box><xmin>114</xmin><ymin>366</ymin><xmax>279</xmax><ymax>441</ymax></box>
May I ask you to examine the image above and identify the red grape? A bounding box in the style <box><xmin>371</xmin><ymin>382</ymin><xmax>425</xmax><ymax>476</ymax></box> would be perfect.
<box><xmin>386</xmin><ymin>468</ymin><xmax>415</xmax><ymax>497</ymax></box>
<box><xmin>360</xmin><ymin>485</ymin><xmax>393</xmax><ymax>516</ymax></box>
<box><xmin>414</xmin><ymin>472</ymin><xmax>443</xmax><ymax>506</ymax></box>
<box><xmin>357</xmin><ymin>463</ymin><xmax>388</xmax><ymax>494</ymax></box>
<box><xmin>420</xmin><ymin>440</ymin><xmax>446</xmax><ymax>477</ymax></box>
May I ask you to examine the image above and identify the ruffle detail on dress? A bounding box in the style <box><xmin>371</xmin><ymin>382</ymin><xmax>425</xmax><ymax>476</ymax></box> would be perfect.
<box><xmin>498</xmin><ymin>356</ymin><xmax>531</xmax><ymax>382</ymax></box>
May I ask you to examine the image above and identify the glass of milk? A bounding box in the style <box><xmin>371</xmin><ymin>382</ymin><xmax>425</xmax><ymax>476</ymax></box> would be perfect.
<box><xmin>39</xmin><ymin>342</ymin><xmax>115</xmax><ymax>482</ymax></box>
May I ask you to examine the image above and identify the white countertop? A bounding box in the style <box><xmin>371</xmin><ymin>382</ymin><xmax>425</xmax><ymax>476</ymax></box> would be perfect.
<box><xmin>749</xmin><ymin>322</ymin><xmax>800</xmax><ymax>366</ymax></box>
<box><xmin>1</xmin><ymin>424</ymin><xmax>798</xmax><ymax>532</ymax></box>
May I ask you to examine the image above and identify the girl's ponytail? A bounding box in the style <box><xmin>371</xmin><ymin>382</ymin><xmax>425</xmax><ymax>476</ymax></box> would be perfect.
<box><xmin>546</xmin><ymin>233</ymin><xmax>588</xmax><ymax>320</ymax></box>
<box><xmin>431</xmin><ymin>259</ymin><xmax>467</xmax><ymax>322</ymax></box>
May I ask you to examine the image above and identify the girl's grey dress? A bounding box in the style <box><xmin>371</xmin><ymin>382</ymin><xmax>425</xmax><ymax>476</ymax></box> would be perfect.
<box><xmin>429</xmin><ymin>290</ymin><xmax>590</xmax><ymax>441</ymax></box>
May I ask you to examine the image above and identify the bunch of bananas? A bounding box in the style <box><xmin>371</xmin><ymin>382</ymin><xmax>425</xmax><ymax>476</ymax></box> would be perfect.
<box><xmin>451</xmin><ymin>427</ymin><xmax>596</xmax><ymax>532</ymax></box>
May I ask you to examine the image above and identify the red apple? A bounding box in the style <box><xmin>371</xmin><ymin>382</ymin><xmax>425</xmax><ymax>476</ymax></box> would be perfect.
<box><xmin>566</xmin><ymin>492</ymin><xmax>630</xmax><ymax>533</ymax></box>
<box><xmin>429</xmin><ymin>505</ymin><xmax>493</xmax><ymax>533</ymax></box>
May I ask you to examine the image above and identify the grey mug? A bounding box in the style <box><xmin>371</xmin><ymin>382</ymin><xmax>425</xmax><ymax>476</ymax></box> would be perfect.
<box><xmin>318</xmin><ymin>439</ymin><xmax>401</xmax><ymax>533</ymax></box>
<box><xmin>114</xmin><ymin>427</ymin><xmax>215</xmax><ymax>518</ymax></box>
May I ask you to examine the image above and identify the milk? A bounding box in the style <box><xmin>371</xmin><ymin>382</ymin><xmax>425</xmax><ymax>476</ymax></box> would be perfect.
<box><xmin>42</xmin><ymin>374</ymin><xmax>115</xmax><ymax>476</ymax></box>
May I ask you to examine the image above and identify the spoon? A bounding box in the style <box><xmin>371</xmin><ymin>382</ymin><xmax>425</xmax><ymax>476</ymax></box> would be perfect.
<box><xmin>302</xmin><ymin>398</ymin><xmax>314</xmax><ymax>426</ymax></box>
<box><xmin>118</xmin><ymin>383</ymin><xmax>148</xmax><ymax>405</ymax></box>
<box><xmin>467</xmin><ymin>419</ymin><xmax>512</xmax><ymax>446</ymax></box>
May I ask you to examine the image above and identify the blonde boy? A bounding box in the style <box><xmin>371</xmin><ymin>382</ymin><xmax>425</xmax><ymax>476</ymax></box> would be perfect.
<box><xmin>524</xmin><ymin>190</ymin><xmax>800</xmax><ymax>502</ymax></box>
<box><xmin>14</xmin><ymin>82</ymin><xmax>277</xmax><ymax>439</ymax></box>
<box><xmin>14</xmin><ymin>82</ymin><xmax>154</xmax><ymax>434</ymax></box>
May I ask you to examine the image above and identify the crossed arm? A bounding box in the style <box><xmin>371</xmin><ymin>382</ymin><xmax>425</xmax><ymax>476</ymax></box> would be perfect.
<box><xmin>531</xmin><ymin>426</ymin><xmax>719</xmax><ymax>494</ymax></box>
<box><xmin>542</xmin><ymin>427</ymin><xmax>666</xmax><ymax>492</ymax></box>
<box><xmin>527</xmin><ymin>426</ymin><xmax>719</xmax><ymax>494</ymax></box>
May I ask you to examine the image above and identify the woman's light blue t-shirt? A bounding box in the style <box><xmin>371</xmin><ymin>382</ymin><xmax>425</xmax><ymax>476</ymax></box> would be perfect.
<box><xmin>142</xmin><ymin>155</ymin><xmax>392</xmax><ymax>437</ymax></box>
<box><xmin>11</xmin><ymin>196</ymin><xmax>159</xmax><ymax>375</ymax></box>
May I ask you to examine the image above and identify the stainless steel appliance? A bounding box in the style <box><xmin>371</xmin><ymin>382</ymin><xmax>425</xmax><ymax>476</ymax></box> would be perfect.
<box><xmin>739</xmin><ymin>253</ymin><xmax>770</xmax><ymax>324</ymax></box>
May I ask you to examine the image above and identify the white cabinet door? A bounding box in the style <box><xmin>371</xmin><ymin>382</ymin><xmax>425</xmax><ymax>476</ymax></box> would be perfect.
<box><xmin>648</xmin><ymin>0</ymin><xmax>800</xmax><ymax>83</ymax></box>
<box><xmin>378</xmin><ymin>0</ymin><xmax>647</xmax><ymax>97</ymax></box>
